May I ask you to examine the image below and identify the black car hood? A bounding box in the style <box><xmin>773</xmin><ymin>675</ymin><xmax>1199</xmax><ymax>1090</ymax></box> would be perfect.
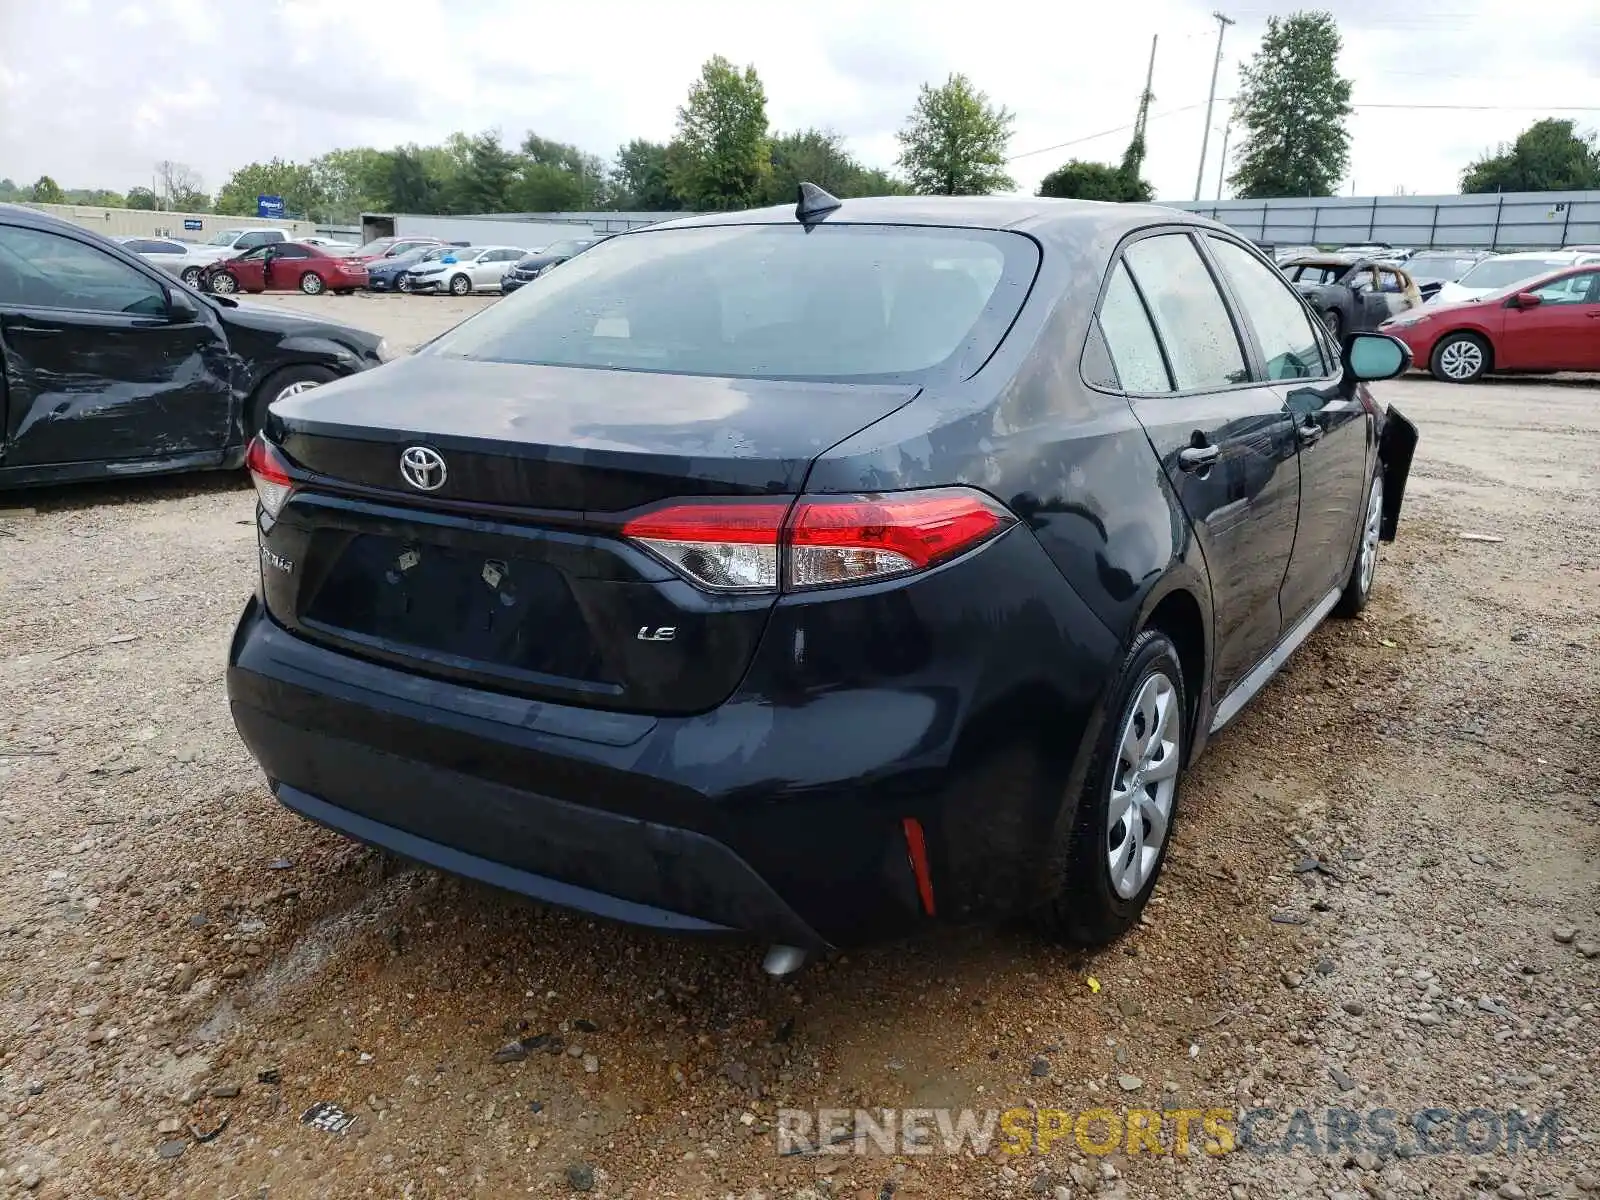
<box><xmin>512</xmin><ymin>254</ymin><xmax>562</xmax><ymax>271</ymax></box>
<box><xmin>214</xmin><ymin>298</ymin><xmax>381</xmax><ymax>352</ymax></box>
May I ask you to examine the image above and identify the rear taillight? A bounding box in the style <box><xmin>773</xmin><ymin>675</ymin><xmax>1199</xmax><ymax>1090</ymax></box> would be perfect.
<box><xmin>621</xmin><ymin>487</ymin><xmax>1014</xmax><ymax>593</ymax></box>
<box><xmin>245</xmin><ymin>435</ymin><xmax>294</xmax><ymax>518</ymax></box>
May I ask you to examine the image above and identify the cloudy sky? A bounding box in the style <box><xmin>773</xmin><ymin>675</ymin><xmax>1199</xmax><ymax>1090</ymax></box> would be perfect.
<box><xmin>1</xmin><ymin>0</ymin><xmax>1597</xmax><ymax>208</ymax></box>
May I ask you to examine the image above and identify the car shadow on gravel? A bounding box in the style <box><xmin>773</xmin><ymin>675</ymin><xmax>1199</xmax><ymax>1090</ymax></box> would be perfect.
<box><xmin>3</xmin><ymin>468</ymin><xmax>249</xmax><ymax>514</ymax></box>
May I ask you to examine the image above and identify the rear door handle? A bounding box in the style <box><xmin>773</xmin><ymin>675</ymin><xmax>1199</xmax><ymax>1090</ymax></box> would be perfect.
<box><xmin>1178</xmin><ymin>444</ymin><xmax>1221</xmax><ymax>472</ymax></box>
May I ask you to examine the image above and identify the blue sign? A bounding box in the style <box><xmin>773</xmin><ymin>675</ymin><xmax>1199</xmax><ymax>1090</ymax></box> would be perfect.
<box><xmin>183</xmin><ymin>218</ymin><xmax>203</xmax><ymax>231</ymax></box>
<box><xmin>256</xmin><ymin>194</ymin><xmax>285</xmax><ymax>219</ymax></box>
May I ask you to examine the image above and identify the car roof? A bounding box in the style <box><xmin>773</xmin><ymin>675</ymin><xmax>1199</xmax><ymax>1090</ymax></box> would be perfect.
<box><xmin>645</xmin><ymin>195</ymin><xmax>1232</xmax><ymax>248</ymax></box>
<box><xmin>1284</xmin><ymin>253</ymin><xmax>1363</xmax><ymax>267</ymax></box>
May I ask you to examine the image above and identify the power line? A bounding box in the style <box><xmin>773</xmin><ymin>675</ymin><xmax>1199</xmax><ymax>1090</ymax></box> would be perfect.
<box><xmin>1008</xmin><ymin>103</ymin><xmax>1210</xmax><ymax>162</ymax></box>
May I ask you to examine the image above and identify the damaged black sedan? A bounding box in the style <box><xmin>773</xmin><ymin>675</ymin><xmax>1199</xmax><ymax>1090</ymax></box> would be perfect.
<box><xmin>0</xmin><ymin>204</ymin><xmax>391</xmax><ymax>490</ymax></box>
<box><xmin>227</xmin><ymin>189</ymin><xmax>1418</xmax><ymax>972</ymax></box>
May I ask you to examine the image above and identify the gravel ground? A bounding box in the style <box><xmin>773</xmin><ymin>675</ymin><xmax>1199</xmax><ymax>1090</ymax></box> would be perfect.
<box><xmin>0</xmin><ymin>294</ymin><xmax>1595</xmax><ymax>1199</ymax></box>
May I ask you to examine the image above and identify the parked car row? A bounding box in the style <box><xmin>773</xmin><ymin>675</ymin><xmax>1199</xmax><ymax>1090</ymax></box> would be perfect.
<box><xmin>117</xmin><ymin>228</ymin><xmax>615</xmax><ymax>300</ymax></box>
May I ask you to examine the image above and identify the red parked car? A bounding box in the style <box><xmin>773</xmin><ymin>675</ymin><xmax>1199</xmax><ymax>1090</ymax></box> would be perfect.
<box><xmin>1381</xmin><ymin>264</ymin><xmax>1600</xmax><ymax>382</ymax></box>
<box><xmin>200</xmin><ymin>242</ymin><xmax>369</xmax><ymax>296</ymax></box>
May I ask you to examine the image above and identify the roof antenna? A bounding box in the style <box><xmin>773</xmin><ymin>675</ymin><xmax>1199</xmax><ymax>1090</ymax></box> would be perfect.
<box><xmin>795</xmin><ymin>181</ymin><xmax>841</xmax><ymax>227</ymax></box>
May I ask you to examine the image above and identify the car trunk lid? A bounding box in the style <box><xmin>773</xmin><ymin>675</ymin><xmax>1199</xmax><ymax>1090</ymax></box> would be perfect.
<box><xmin>257</xmin><ymin>356</ymin><xmax>918</xmax><ymax>714</ymax></box>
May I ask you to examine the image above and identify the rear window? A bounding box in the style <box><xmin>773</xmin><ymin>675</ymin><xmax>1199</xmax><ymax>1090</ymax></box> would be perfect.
<box><xmin>425</xmin><ymin>223</ymin><xmax>1039</xmax><ymax>382</ymax></box>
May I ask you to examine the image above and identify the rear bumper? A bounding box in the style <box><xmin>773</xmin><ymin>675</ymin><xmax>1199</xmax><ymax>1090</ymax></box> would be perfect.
<box><xmin>225</xmin><ymin>525</ymin><xmax>1121</xmax><ymax>948</ymax></box>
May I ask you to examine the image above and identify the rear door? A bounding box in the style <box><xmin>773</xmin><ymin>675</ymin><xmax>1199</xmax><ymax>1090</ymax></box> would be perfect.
<box><xmin>1104</xmin><ymin>231</ymin><xmax>1301</xmax><ymax>699</ymax></box>
<box><xmin>1205</xmin><ymin>235</ymin><xmax>1368</xmax><ymax>627</ymax></box>
<box><xmin>0</xmin><ymin>222</ymin><xmax>233</xmax><ymax>467</ymax></box>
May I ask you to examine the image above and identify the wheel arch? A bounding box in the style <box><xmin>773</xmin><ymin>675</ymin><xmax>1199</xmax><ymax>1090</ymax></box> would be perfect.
<box><xmin>1131</xmin><ymin>566</ymin><xmax>1212</xmax><ymax>762</ymax></box>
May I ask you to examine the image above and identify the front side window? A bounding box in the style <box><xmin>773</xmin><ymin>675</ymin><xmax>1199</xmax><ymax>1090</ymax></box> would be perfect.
<box><xmin>1529</xmin><ymin>271</ymin><xmax>1598</xmax><ymax>304</ymax></box>
<box><xmin>426</xmin><ymin>223</ymin><xmax>1039</xmax><ymax>383</ymax></box>
<box><xmin>1096</xmin><ymin>262</ymin><xmax>1170</xmax><ymax>393</ymax></box>
<box><xmin>1207</xmin><ymin>237</ymin><xmax>1328</xmax><ymax>380</ymax></box>
<box><xmin>0</xmin><ymin>226</ymin><xmax>168</xmax><ymax>316</ymax></box>
<box><xmin>1123</xmin><ymin>234</ymin><xmax>1249</xmax><ymax>391</ymax></box>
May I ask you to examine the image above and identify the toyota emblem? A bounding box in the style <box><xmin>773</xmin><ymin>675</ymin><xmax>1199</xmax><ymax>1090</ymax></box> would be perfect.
<box><xmin>399</xmin><ymin>445</ymin><xmax>447</xmax><ymax>492</ymax></box>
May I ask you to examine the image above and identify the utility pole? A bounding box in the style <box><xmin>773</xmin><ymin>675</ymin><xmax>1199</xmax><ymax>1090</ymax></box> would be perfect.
<box><xmin>1215</xmin><ymin>118</ymin><xmax>1231</xmax><ymax>201</ymax></box>
<box><xmin>1121</xmin><ymin>34</ymin><xmax>1158</xmax><ymax>186</ymax></box>
<box><xmin>1194</xmin><ymin>10</ymin><xmax>1235</xmax><ymax>201</ymax></box>
<box><xmin>1133</xmin><ymin>34</ymin><xmax>1157</xmax><ymax>151</ymax></box>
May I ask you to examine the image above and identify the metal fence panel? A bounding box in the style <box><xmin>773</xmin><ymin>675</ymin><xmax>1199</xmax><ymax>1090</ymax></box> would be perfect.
<box><xmin>1173</xmin><ymin>189</ymin><xmax>1600</xmax><ymax>250</ymax></box>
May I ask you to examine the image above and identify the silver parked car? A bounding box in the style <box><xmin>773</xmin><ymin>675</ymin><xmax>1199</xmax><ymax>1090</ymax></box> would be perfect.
<box><xmin>403</xmin><ymin>245</ymin><xmax>526</xmax><ymax>295</ymax></box>
<box><xmin>114</xmin><ymin>236</ymin><xmax>208</xmax><ymax>287</ymax></box>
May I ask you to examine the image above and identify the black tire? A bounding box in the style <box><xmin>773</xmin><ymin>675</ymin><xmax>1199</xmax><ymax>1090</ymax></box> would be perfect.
<box><xmin>1322</xmin><ymin>308</ymin><xmax>1343</xmax><ymax>337</ymax></box>
<box><xmin>180</xmin><ymin>266</ymin><xmax>203</xmax><ymax>288</ymax></box>
<box><xmin>299</xmin><ymin>271</ymin><xmax>325</xmax><ymax>295</ymax></box>
<box><xmin>1334</xmin><ymin>469</ymin><xmax>1384</xmax><ymax>618</ymax></box>
<box><xmin>246</xmin><ymin>364</ymin><xmax>339</xmax><ymax>437</ymax></box>
<box><xmin>397</xmin><ymin>275</ymin><xmax>412</xmax><ymax>293</ymax></box>
<box><xmin>209</xmin><ymin>271</ymin><xmax>238</xmax><ymax>295</ymax></box>
<box><xmin>448</xmin><ymin>273</ymin><xmax>471</xmax><ymax>296</ymax></box>
<box><xmin>1428</xmin><ymin>331</ymin><xmax>1490</xmax><ymax>383</ymax></box>
<box><xmin>1038</xmin><ymin>629</ymin><xmax>1187</xmax><ymax>946</ymax></box>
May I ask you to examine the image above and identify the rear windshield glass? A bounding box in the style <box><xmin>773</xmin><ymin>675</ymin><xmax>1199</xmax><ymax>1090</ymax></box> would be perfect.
<box><xmin>424</xmin><ymin>223</ymin><xmax>1039</xmax><ymax>382</ymax></box>
<box><xmin>1455</xmin><ymin>257</ymin><xmax>1572</xmax><ymax>289</ymax></box>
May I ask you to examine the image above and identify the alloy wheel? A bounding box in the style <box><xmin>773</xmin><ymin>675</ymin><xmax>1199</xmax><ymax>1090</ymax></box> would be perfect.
<box><xmin>1439</xmin><ymin>338</ymin><xmax>1484</xmax><ymax>380</ymax></box>
<box><xmin>210</xmin><ymin>273</ymin><xmax>237</xmax><ymax>294</ymax></box>
<box><xmin>275</xmin><ymin>380</ymin><xmax>321</xmax><ymax>402</ymax></box>
<box><xmin>1359</xmin><ymin>475</ymin><xmax>1384</xmax><ymax>596</ymax></box>
<box><xmin>1106</xmin><ymin>671</ymin><xmax>1180</xmax><ymax>900</ymax></box>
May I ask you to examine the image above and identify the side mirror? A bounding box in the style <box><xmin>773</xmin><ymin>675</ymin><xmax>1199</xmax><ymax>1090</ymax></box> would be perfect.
<box><xmin>1511</xmin><ymin>291</ymin><xmax>1542</xmax><ymax>308</ymax></box>
<box><xmin>1343</xmin><ymin>331</ymin><xmax>1411</xmax><ymax>382</ymax></box>
<box><xmin>167</xmin><ymin>287</ymin><xmax>200</xmax><ymax>322</ymax></box>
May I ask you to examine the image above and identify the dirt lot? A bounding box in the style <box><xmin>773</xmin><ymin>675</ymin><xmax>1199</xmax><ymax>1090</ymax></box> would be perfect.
<box><xmin>0</xmin><ymin>294</ymin><xmax>1596</xmax><ymax>1200</ymax></box>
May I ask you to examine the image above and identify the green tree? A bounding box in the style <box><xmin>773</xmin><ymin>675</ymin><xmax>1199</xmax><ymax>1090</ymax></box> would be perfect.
<box><xmin>511</xmin><ymin>133</ymin><xmax>610</xmax><ymax>211</ymax></box>
<box><xmin>313</xmin><ymin>147</ymin><xmax>391</xmax><ymax>221</ymax></box>
<box><xmin>1038</xmin><ymin>160</ymin><xmax>1153</xmax><ymax>202</ymax></box>
<box><xmin>65</xmin><ymin>188</ymin><xmax>127</xmax><ymax>207</ymax></box>
<box><xmin>155</xmin><ymin>160</ymin><xmax>209</xmax><ymax>211</ymax></box>
<box><xmin>757</xmin><ymin>129</ymin><xmax>910</xmax><ymax>205</ymax></box>
<box><xmin>1228</xmin><ymin>12</ymin><xmax>1353</xmax><ymax>198</ymax></box>
<box><xmin>611</xmin><ymin>139</ymin><xmax>680</xmax><ymax>210</ymax></box>
<box><xmin>669</xmin><ymin>55</ymin><xmax>771</xmax><ymax>210</ymax></box>
<box><xmin>29</xmin><ymin>175</ymin><xmax>65</xmax><ymax>204</ymax></box>
<box><xmin>125</xmin><ymin>186</ymin><xmax>160</xmax><ymax>210</ymax></box>
<box><xmin>0</xmin><ymin>178</ymin><xmax>20</xmax><ymax>202</ymax></box>
<box><xmin>1461</xmin><ymin>119</ymin><xmax>1600</xmax><ymax>193</ymax></box>
<box><xmin>215</xmin><ymin>159</ymin><xmax>322</xmax><ymax>219</ymax></box>
<box><xmin>444</xmin><ymin>131</ymin><xmax>519</xmax><ymax>213</ymax></box>
<box><xmin>895</xmin><ymin>74</ymin><xmax>1015</xmax><ymax>196</ymax></box>
<box><xmin>382</xmin><ymin>146</ymin><xmax>445</xmax><ymax>213</ymax></box>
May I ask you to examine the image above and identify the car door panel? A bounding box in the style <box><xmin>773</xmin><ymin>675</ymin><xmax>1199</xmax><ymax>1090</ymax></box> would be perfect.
<box><xmin>1132</xmin><ymin>391</ymin><xmax>1301</xmax><ymax>696</ymax></box>
<box><xmin>0</xmin><ymin>224</ymin><xmax>234</xmax><ymax>467</ymax></box>
<box><xmin>1278</xmin><ymin>381</ymin><xmax>1369</xmax><ymax>623</ymax></box>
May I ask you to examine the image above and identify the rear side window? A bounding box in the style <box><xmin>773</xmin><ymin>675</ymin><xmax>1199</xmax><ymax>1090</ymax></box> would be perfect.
<box><xmin>1097</xmin><ymin>262</ymin><xmax>1171</xmax><ymax>393</ymax></box>
<box><xmin>1123</xmin><ymin>234</ymin><xmax>1249</xmax><ymax>391</ymax></box>
<box><xmin>1207</xmin><ymin>237</ymin><xmax>1329</xmax><ymax>380</ymax></box>
<box><xmin>425</xmin><ymin>223</ymin><xmax>1040</xmax><ymax>383</ymax></box>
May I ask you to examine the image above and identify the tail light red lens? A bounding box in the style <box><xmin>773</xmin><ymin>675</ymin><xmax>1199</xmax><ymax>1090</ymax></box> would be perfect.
<box><xmin>621</xmin><ymin>488</ymin><xmax>1014</xmax><ymax>593</ymax></box>
<box><xmin>621</xmin><ymin>499</ymin><xmax>788</xmax><ymax>591</ymax></box>
<box><xmin>245</xmin><ymin>435</ymin><xmax>294</xmax><ymax>518</ymax></box>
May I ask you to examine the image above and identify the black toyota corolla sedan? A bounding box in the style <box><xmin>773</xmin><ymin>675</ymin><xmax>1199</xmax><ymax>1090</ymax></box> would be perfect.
<box><xmin>226</xmin><ymin>189</ymin><xmax>1418</xmax><ymax>971</ymax></box>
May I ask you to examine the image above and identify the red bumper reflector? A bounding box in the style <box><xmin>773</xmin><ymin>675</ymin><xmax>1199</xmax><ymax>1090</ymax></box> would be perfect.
<box><xmin>902</xmin><ymin>817</ymin><xmax>936</xmax><ymax>917</ymax></box>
